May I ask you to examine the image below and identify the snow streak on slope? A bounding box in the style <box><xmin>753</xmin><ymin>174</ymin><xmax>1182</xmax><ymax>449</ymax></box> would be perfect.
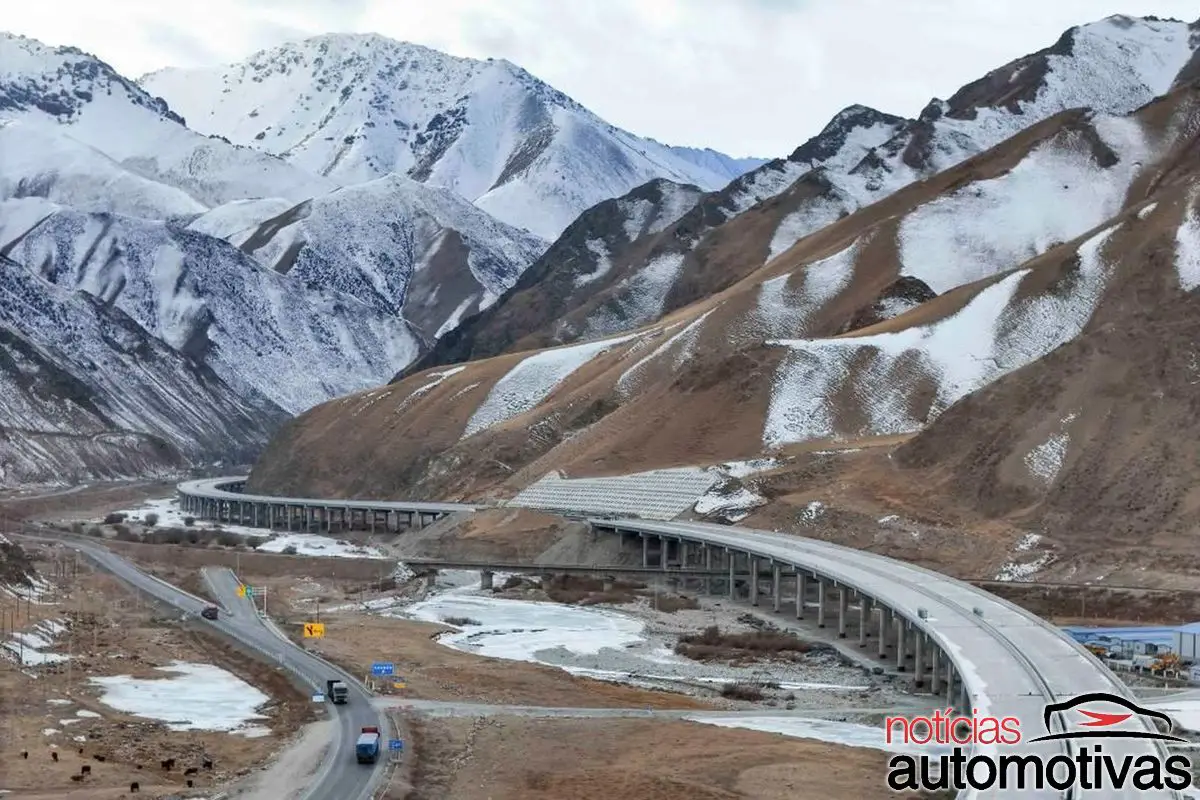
<box><xmin>738</xmin><ymin>238</ymin><xmax>861</xmax><ymax>343</ymax></box>
<box><xmin>898</xmin><ymin>114</ymin><xmax>1150</xmax><ymax>292</ymax></box>
<box><xmin>1</xmin><ymin>199</ymin><xmax>418</xmax><ymax>413</ymax></box>
<box><xmin>763</xmin><ymin>224</ymin><xmax>1119</xmax><ymax>448</ymax></box>
<box><xmin>0</xmin><ymin>120</ymin><xmax>205</xmax><ymax>219</ymax></box>
<box><xmin>616</xmin><ymin>307</ymin><xmax>718</xmax><ymax>396</ymax></box>
<box><xmin>141</xmin><ymin>34</ymin><xmax>762</xmax><ymax>239</ymax></box>
<box><xmin>581</xmin><ymin>253</ymin><xmax>687</xmax><ymax>339</ymax></box>
<box><xmin>1177</xmin><ymin>191</ymin><xmax>1200</xmax><ymax>291</ymax></box>
<box><xmin>463</xmin><ymin>332</ymin><xmax>645</xmax><ymax>438</ymax></box>
<box><xmin>0</xmin><ymin>34</ymin><xmax>336</xmax><ymax>208</ymax></box>
<box><xmin>186</xmin><ymin>198</ymin><xmax>295</xmax><ymax>240</ymax></box>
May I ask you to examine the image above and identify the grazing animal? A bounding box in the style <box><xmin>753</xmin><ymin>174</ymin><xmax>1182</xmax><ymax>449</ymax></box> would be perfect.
<box><xmin>130</xmin><ymin>781</ymin><xmax>140</xmax><ymax>792</ymax></box>
<box><xmin>78</xmin><ymin>747</ymin><xmax>84</xmax><ymax>754</ymax></box>
<box><xmin>69</xmin><ymin>774</ymin><xmax>83</xmax><ymax>782</ymax></box>
<box><xmin>184</xmin><ymin>767</ymin><xmax>198</xmax><ymax>776</ymax></box>
<box><xmin>21</xmin><ymin>751</ymin><xmax>27</xmax><ymax>759</ymax></box>
<box><xmin>186</xmin><ymin>779</ymin><xmax>194</xmax><ymax>788</ymax></box>
<box><xmin>51</xmin><ymin>751</ymin><xmax>58</xmax><ymax>762</ymax></box>
<box><xmin>81</xmin><ymin>765</ymin><xmax>91</xmax><ymax>775</ymax></box>
<box><xmin>202</xmin><ymin>758</ymin><xmax>213</xmax><ymax>769</ymax></box>
<box><xmin>160</xmin><ymin>757</ymin><xmax>175</xmax><ymax>770</ymax></box>
<box><xmin>93</xmin><ymin>755</ymin><xmax>105</xmax><ymax>762</ymax></box>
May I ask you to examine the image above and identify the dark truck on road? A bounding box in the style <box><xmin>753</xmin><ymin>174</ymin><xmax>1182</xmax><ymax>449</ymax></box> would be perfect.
<box><xmin>200</xmin><ymin>605</ymin><xmax>219</xmax><ymax>620</ymax></box>
<box><xmin>356</xmin><ymin>726</ymin><xmax>381</xmax><ymax>763</ymax></box>
<box><xmin>326</xmin><ymin>679</ymin><xmax>348</xmax><ymax>704</ymax></box>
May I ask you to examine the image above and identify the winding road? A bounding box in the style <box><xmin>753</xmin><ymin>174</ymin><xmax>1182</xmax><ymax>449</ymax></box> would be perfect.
<box><xmin>25</xmin><ymin>536</ymin><xmax>389</xmax><ymax>800</ymax></box>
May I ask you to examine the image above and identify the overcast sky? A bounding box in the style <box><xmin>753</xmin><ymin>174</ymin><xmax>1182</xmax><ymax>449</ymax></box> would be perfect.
<box><xmin>6</xmin><ymin>0</ymin><xmax>1198</xmax><ymax>157</ymax></box>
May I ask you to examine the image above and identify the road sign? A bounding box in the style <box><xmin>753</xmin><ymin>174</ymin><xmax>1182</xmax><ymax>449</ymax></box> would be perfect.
<box><xmin>371</xmin><ymin>662</ymin><xmax>394</xmax><ymax>676</ymax></box>
<box><xmin>303</xmin><ymin>622</ymin><xmax>325</xmax><ymax>638</ymax></box>
<box><xmin>388</xmin><ymin>739</ymin><xmax>404</xmax><ymax>751</ymax></box>
<box><xmin>245</xmin><ymin>585</ymin><xmax>255</xmax><ymax>598</ymax></box>
<box><xmin>312</xmin><ymin>692</ymin><xmax>325</xmax><ymax>702</ymax></box>
<box><xmin>392</xmin><ymin>680</ymin><xmax>406</xmax><ymax>689</ymax></box>
<box><xmin>236</xmin><ymin>584</ymin><xmax>247</xmax><ymax>598</ymax></box>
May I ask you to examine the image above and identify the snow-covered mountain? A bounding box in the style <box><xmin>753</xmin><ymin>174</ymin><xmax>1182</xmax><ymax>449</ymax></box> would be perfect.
<box><xmin>412</xmin><ymin>14</ymin><xmax>1200</xmax><ymax>369</ymax></box>
<box><xmin>0</xmin><ymin>197</ymin><xmax>419</xmax><ymax>415</ymax></box>
<box><xmin>0</xmin><ymin>248</ymin><xmax>287</xmax><ymax>485</ymax></box>
<box><xmin>187</xmin><ymin>174</ymin><xmax>546</xmax><ymax>342</ymax></box>
<box><xmin>139</xmin><ymin>33</ymin><xmax>766</xmax><ymax>239</ymax></box>
<box><xmin>0</xmin><ymin>33</ymin><xmax>336</xmax><ymax>210</ymax></box>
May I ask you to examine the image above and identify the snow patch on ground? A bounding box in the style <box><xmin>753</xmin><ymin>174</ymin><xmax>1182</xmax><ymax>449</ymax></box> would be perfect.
<box><xmin>89</xmin><ymin>661</ymin><xmax>270</xmax><ymax>733</ymax></box>
<box><xmin>740</xmin><ymin>237</ymin><xmax>859</xmax><ymax>342</ymax></box>
<box><xmin>694</xmin><ymin>486</ymin><xmax>766</xmax><ymax>522</ymax></box>
<box><xmin>766</xmin><ymin>197</ymin><xmax>847</xmax><ymax>263</ymax></box>
<box><xmin>1024</xmin><ymin>413</ymin><xmax>1076</xmax><ymax>484</ymax></box>
<box><xmin>574</xmin><ymin>239</ymin><xmax>614</xmax><ymax>287</ymax></box>
<box><xmin>1177</xmin><ymin>193</ymin><xmax>1200</xmax><ymax>291</ymax></box>
<box><xmin>1144</xmin><ymin>699</ymin><xmax>1200</xmax><ymax>733</ymax></box>
<box><xmin>800</xmin><ymin>501</ymin><xmax>825</xmax><ymax>522</ymax></box>
<box><xmin>686</xmin><ymin>715</ymin><xmax>951</xmax><ymax>755</ymax></box>
<box><xmin>255</xmin><ymin>533</ymin><xmax>386</xmax><ymax>559</ymax></box>
<box><xmin>3</xmin><ymin>617</ymin><xmax>69</xmax><ymax>666</ymax></box>
<box><xmin>616</xmin><ymin>308</ymin><xmax>716</xmax><ymax>396</ymax></box>
<box><xmin>712</xmin><ymin>459</ymin><xmax>780</xmax><ymax>478</ymax></box>
<box><xmin>583</xmin><ymin>253</ymin><xmax>686</xmax><ymax>337</ymax></box>
<box><xmin>994</xmin><ymin>534</ymin><xmax>1054</xmax><ymax>582</ymax></box>
<box><xmin>463</xmin><ymin>331</ymin><xmax>644</xmax><ymax>438</ymax></box>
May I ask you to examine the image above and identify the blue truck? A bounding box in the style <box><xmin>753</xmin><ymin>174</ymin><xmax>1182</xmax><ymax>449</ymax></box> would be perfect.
<box><xmin>356</xmin><ymin>726</ymin><xmax>381</xmax><ymax>764</ymax></box>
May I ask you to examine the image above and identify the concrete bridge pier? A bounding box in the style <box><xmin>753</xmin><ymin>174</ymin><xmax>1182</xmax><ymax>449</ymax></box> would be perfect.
<box><xmin>749</xmin><ymin>557</ymin><xmax>760</xmax><ymax>606</ymax></box>
<box><xmin>896</xmin><ymin>619</ymin><xmax>907</xmax><ymax>671</ymax></box>
<box><xmin>771</xmin><ymin>563</ymin><xmax>781</xmax><ymax>612</ymax></box>
<box><xmin>930</xmin><ymin>646</ymin><xmax>942</xmax><ymax>693</ymax></box>
<box><xmin>424</xmin><ymin>570</ymin><xmax>438</xmax><ymax>591</ymax></box>
<box><xmin>642</xmin><ymin>535</ymin><xmax>649</xmax><ymax>567</ymax></box>
<box><xmin>837</xmin><ymin>586</ymin><xmax>849</xmax><ymax>638</ymax></box>
<box><xmin>727</xmin><ymin>549</ymin><xmax>736</xmax><ymax>599</ymax></box>
<box><xmin>704</xmin><ymin>546</ymin><xmax>713</xmax><ymax>595</ymax></box>
<box><xmin>913</xmin><ymin>631</ymin><xmax>925</xmax><ymax>687</ymax></box>
<box><xmin>859</xmin><ymin>597</ymin><xmax>871</xmax><ymax>646</ymax></box>
<box><xmin>660</xmin><ymin>536</ymin><xmax>669</xmax><ymax>570</ymax></box>
<box><xmin>816</xmin><ymin>579</ymin><xmax>827</xmax><ymax>628</ymax></box>
<box><xmin>796</xmin><ymin>572</ymin><xmax>806</xmax><ymax>619</ymax></box>
<box><xmin>480</xmin><ymin>570</ymin><xmax>494</xmax><ymax>590</ymax></box>
<box><xmin>878</xmin><ymin>607</ymin><xmax>890</xmax><ymax>658</ymax></box>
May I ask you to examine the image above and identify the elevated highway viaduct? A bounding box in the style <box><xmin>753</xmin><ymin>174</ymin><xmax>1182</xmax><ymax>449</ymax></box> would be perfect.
<box><xmin>177</xmin><ymin>476</ymin><xmax>1181</xmax><ymax>799</ymax></box>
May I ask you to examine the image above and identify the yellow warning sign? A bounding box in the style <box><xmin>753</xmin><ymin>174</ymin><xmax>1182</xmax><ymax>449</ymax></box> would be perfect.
<box><xmin>236</xmin><ymin>584</ymin><xmax>247</xmax><ymax>598</ymax></box>
<box><xmin>303</xmin><ymin>622</ymin><xmax>325</xmax><ymax>638</ymax></box>
<box><xmin>392</xmin><ymin>681</ymin><xmax>407</xmax><ymax>689</ymax></box>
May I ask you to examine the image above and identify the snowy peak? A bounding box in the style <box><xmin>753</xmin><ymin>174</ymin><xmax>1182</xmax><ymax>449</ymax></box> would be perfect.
<box><xmin>140</xmin><ymin>32</ymin><xmax>764</xmax><ymax>239</ymax></box>
<box><xmin>0</xmin><ymin>32</ymin><xmax>183</xmax><ymax>125</ymax></box>
<box><xmin>788</xmin><ymin>105</ymin><xmax>910</xmax><ymax>168</ymax></box>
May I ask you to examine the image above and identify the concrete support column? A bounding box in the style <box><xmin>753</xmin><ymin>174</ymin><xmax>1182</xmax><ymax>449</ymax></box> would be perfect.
<box><xmin>930</xmin><ymin>647</ymin><xmax>942</xmax><ymax>693</ymax></box>
<box><xmin>749</xmin><ymin>557</ymin><xmax>759</xmax><ymax>606</ymax></box>
<box><xmin>816</xmin><ymin>579</ymin><xmax>827</xmax><ymax>628</ymax></box>
<box><xmin>837</xmin><ymin>586</ymin><xmax>849</xmax><ymax>638</ymax></box>
<box><xmin>896</xmin><ymin>619</ymin><xmax>906</xmax><ymax>671</ymax></box>
<box><xmin>727</xmin><ymin>550</ymin><xmax>736</xmax><ymax>599</ymax></box>
<box><xmin>480</xmin><ymin>570</ymin><xmax>493</xmax><ymax>590</ymax></box>
<box><xmin>679</xmin><ymin>541</ymin><xmax>688</xmax><ymax>569</ymax></box>
<box><xmin>878</xmin><ymin>608</ymin><xmax>889</xmax><ymax>658</ymax></box>
<box><xmin>914</xmin><ymin>632</ymin><xmax>925</xmax><ymax>688</ymax></box>
<box><xmin>660</xmin><ymin>537</ymin><xmax>669</xmax><ymax>570</ymax></box>
<box><xmin>642</xmin><ymin>535</ymin><xmax>649</xmax><ymax>567</ymax></box>
<box><xmin>704</xmin><ymin>546</ymin><xmax>713</xmax><ymax>595</ymax></box>
<box><xmin>859</xmin><ymin>597</ymin><xmax>870</xmax><ymax>646</ymax></box>
<box><xmin>370</xmin><ymin>511</ymin><xmax>377</xmax><ymax>533</ymax></box>
<box><xmin>796</xmin><ymin>572</ymin><xmax>806</xmax><ymax>619</ymax></box>
<box><xmin>945</xmin><ymin>662</ymin><xmax>955</xmax><ymax>706</ymax></box>
<box><xmin>413</xmin><ymin>511</ymin><xmax>424</xmax><ymax>530</ymax></box>
<box><xmin>771</xmin><ymin>563</ymin><xmax>781</xmax><ymax>612</ymax></box>
<box><xmin>424</xmin><ymin>571</ymin><xmax>437</xmax><ymax>591</ymax></box>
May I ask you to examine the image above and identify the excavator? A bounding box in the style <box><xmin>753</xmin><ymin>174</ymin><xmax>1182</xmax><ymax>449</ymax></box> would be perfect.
<box><xmin>1150</xmin><ymin>652</ymin><xmax>1181</xmax><ymax>675</ymax></box>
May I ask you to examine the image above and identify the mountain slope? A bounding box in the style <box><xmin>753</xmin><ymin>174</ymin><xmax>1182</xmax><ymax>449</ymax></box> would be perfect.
<box><xmin>0</xmin><ymin>33</ymin><xmax>336</xmax><ymax>209</ymax></box>
<box><xmin>409</xmin><ymin>14</ymin><xmax>1200</xmax><ymax>372</ymax></box>
<box><xmin>0</xmin><ymin>252</ymin><xmax>286</xmax><ymax>486</ymax></box>
<box><xmin>139</xmin><ymin>33</ymin><xmax>765</xmax><ymax>239</ymax></box>
<box><xmin>0</xmin><ymin>198</ymin><xmax>420</xmax><ymax>414</ymax></box>
<box><xmin>187</xmin><ymin>175</ymin><xmax>546</xmax><ymax>343</ymax></box>
<box><xmin>405</xmin><ymin>106</ymin><xmax>909</xmax><ymax>373</ymax></box>
<box><xmin>245</xmin><ymin>68</ymin><xmax>1200</xmax><ymax>512</ymax></box>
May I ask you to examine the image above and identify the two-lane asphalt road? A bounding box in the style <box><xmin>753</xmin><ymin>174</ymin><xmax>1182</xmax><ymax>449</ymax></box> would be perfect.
<box><xmin>28</xmin><ymin>536</ymin><xmax>388</xmax><ymax>800</ymax></box>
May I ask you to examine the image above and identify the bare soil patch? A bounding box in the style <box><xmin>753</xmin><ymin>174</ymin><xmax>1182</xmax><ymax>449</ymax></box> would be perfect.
<box><xmin>675</xmin><ymin>625</ymin><xmax>812</xmax><ymax>664</ymax></box>
<box><xmin>404</xmin><ymin>716</ymin><xmax>894</xmax><ymax>800</ymax></box>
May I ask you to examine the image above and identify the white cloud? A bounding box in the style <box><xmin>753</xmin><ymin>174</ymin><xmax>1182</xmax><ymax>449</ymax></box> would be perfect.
<box><xmin>4</xmin><ymin>0</ymin><xmax>1197</xmax><ymax>157</ymax></box>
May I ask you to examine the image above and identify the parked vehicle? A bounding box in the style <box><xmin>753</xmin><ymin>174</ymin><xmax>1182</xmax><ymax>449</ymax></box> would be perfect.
<box><xmin>326</xmin><ymin>679</ymin><xmax>349</xmax><ymax>704</ymax></box>
<box><xmin>356</xmin><ymin>726</ymin><xmax>381</xmax><ymax>763</ymax></box>
<box><xmin>200</xmin><ymin>605</ymin><xmax>219</xmax><ymax>620</ymax></box>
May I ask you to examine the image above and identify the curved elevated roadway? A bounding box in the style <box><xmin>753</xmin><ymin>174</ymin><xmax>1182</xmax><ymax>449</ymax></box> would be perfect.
<box><xmin>29</xmin><ymin>535</ymin><xmax>389</xmax><ymax>800</ymax></box>
<box><xmin>176</xmin><ymin>480</ymin><xmax>1184</xmax><ymax>799</ymax></box>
